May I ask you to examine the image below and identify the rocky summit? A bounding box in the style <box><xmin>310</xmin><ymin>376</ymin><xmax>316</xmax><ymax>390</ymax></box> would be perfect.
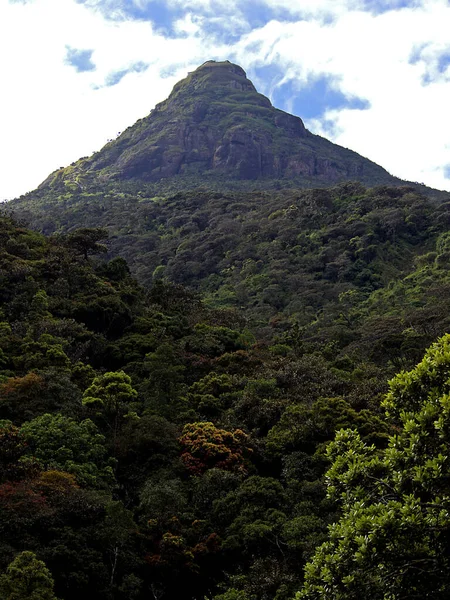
<box><xmin>40</xmin><ymin>60</ymin><xmax>402</xmax><ymax>190</ymax></box>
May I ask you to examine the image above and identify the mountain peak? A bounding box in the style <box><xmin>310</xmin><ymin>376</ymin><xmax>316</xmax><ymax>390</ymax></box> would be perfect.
<box><xmin>185</xmin><ymin>60</ymin><xmax>257</xmax><ymax>92</ymax></box>
<box><xmin>40</xmin><ymin>60</ymin><xmax>400</xmax><ymax>189</ymax></box>
<box><xmin>162</xmin><ymin>59</ymin><xmax>263</xmax><ymax>109</ymax></box>
<box><xmin>193</xmin><ymin>60</ymin><xmax>249</xmax><ymax>79</ymax></box>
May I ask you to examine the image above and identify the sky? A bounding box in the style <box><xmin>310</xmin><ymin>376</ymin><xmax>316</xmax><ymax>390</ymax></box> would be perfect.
<box><xmin>1</xmin><ymin>0</ymin><xmax>450</xmax><ymax>199</ymax></box>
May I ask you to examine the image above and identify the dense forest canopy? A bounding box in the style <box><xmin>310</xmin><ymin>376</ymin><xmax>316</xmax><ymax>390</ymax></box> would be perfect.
<box><xmin>11</xmin><ymin>181</ymin><xmax>450</xmax><ymax>361</ymax></box>
<box><xmin>1</xmin><ymin>188</ymin><xmax>450</xmax><ymax>599</ymax></box>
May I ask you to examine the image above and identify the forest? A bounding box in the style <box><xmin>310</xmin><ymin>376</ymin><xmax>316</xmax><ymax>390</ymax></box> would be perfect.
<box><xmin>2</xmin><ymin>176</ymin><xmax>450</xmax><ymax>599</ymax></box>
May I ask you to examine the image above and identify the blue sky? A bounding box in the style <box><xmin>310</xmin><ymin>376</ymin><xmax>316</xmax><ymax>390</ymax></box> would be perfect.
<box><xmin>1</xmin><ymin>0</ymin><xmax>450</xmax><ymax>199</ymax></box>
<box><xmin>65</xmin><ymin>46</ymin><xmax>96</xmax><ymax>72</ymax></box>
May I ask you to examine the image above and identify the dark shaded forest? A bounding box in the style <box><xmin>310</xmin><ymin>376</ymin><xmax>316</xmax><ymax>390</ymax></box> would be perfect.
<box><xmin>12</xmin><ymin>182</ymin><xmax>450</xmax><ymax>359</ymax></box>
<box><xmin>2</xmin><ymin>175</ymin><xmax>450</xmax><ymax>600</ymax></box>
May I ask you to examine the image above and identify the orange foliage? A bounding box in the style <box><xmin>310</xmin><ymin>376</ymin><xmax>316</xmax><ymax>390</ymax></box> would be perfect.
<box><xmin>178</xmin><ymin>421</ymin><xmax>251</xmax><ymax>475</ymax></box>
<box><xmin>0</xmin><ymin>480</ymin><xmax>49</xmax><ymax>518</ymax></box>
<box><xmin>192</xmin><ymin>532</ymin><xmax>221</xmax><ymax>556</ymax></box>
<box><xmin>0</xmin><ymin>372</ymin><xmax>45</xmax><ymax>399</ymax></box>
<box><xmin>36</xmin><ymin>470</ymin><xmax>79</xmax><ymax>495</ymax></box>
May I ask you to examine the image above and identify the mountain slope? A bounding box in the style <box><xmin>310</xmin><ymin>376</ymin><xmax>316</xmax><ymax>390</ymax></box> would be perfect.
<box><xmin>39</xmin><ymin>60</ymin><xmax>403</xmax><ymax>190</ymax></box>
<box><xmin>8</xmin><ymin>180</ymin><xmax>450</xmax><ymax>363</ymax></box>
<box><xmin>7</xmin><ymin>60</ymin><xmax>450</xmax><ymax>350</ymax></box>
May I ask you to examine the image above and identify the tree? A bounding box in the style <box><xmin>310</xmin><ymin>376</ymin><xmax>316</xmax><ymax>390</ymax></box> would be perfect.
<box><xmin>266</xmin><ymin>396</ymin><xmax>388</xmax><ymax>458</ymax></box>
<box><xmin>20</xmin><ymin>413</ymin><xmax>114</xmax><ymax>489</ymax></box>
<box><xmin>82</xmin><ymin>371</ymin><xmax>138</xmax><ymax>455</ymax></box>
<box><xmin>0</xmin><ymin>551</ymin><xmax>58</xmax><ymax>600</ymax></box>
<box><xmin>142</xmin><ymin>344</ymin><xmax>186</xmax><ymax>418</ymax></box>
<box><xmin>299</xmin><ymin>334</ymin><xmax>450</xmax><ymax>600</ymax></box>
<box><xmin>0</xmin><ymin>420</ymin><xmax>31</xmax><ymax>482</ymax></box>
<box><xmin>0</xmin><ymin>373</ymin><xmax>46</xmax><ymax>422</ymax></box>
<box><xmin>179</xmin><ymin>422</ymin><xmax>251</xmax><ymax>475</ymax></box>
<box><xmin>99</xmin><ymin>501</ymin><xmax>137</xmax><ymax>589</ymax></box>
<box><xmin>65</xmin><ymin>228</ymin><xmax>108</xmax><ymax>260</ymax></box>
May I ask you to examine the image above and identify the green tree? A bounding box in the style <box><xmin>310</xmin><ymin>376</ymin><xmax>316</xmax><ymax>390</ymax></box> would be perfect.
<box><xmin>82</xmin><ymin>370</ymin><xmax>138</xmax><ymax>454</ymax></box>
<box><xmin>100</xmin><ymin>501</ymin><xmax>137</xmax><ymax>589</ymax></box>
<box><xmin>28</xmin><ymin>290</ymin><xmax>51</xmax><ymax>322</ymax></box>
<box><xmin>20</xmin><ymin>413</ymin><xmax>114</xmax><ymax>488</ymax></box>
<box><xmin>142</xmin><ymin>343</ymin><xmax>186</xmax><ymax>418</ymax></box>
<box><xmin>266</xmin><ymin>396</ymin><xmax>388</xmax><ymax>458</ymax></box>
<box><xmin>214</xmin><ymin>475</ymin><xmax>288</xmax><ymax>552</ymax></box>
<box><xmin>300</xmin><ymin>334</ymin><xmax>450</xmax><ymax>600</ymax></box>
<box><xmin>0</xmin><ymin>551</ymin><xmax>58</xmax><ymax>600</ymax></box>
<box><xmin>65</xmin><ymin>227</ymin><xmax>108</xmax><ymax>260</ymax></box>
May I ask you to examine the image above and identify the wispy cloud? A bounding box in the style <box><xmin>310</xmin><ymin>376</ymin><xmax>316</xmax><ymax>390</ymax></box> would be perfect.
<box><xmin>410</xmin><ymin>41</ymin><xmax>450</xmax><ymax>85</ymax></box>
<box><xmin>104</xmin><ymin>60</ymin><xmax>149</xmax><ymax>86</ymax></box>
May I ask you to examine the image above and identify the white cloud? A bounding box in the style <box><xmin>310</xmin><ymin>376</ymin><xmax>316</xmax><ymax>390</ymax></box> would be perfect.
<box><xmin>232</xmin><ymin>0</ymin><xmax>450</xmax><ymax>190</ymax></box>
<box><xmin>0</xmin><ymin>0</ymin><xmax>218</xmax><ymax>199</ymax></box>
<box><xmin>1</xmin><ymin>0</ymin><xmax>450</xmax><ymax>199</ymax></box>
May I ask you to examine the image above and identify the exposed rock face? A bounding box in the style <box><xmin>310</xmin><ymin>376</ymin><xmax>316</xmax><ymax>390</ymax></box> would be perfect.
<box><xmin>41</xmin><ymin>60</ymin><xmax>399</xmax><ymax>188</ymax></box>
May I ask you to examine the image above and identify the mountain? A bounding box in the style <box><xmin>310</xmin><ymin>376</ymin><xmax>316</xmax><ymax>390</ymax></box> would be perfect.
<box><xmin>6</xmin><ymin>61</ymin><xmax>450</xmax><ymax>344</ymax></box>
<box><xmin>39</xmin><ymin>60</ymin><xmax>405</xmax><ymax>190</ymax></box>
<box><xmin>6</xmin><ymin>59</ymin><xmax>450</xmax><ymax>343</ymax></box>
<box><xmin>4</xmin><ymin>60</ymin><xmax>450</xmax><ymax>600</ymax></box>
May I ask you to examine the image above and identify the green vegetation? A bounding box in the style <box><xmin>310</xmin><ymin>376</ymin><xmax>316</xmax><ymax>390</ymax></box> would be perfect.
<box><xmin>0</xmin><ymin>214</ymin><xmax>349</xmax><ymax>599</ymax></box>
<box><xmin>0</xmin><ymin>551</ymin><xmax>59</xmax><ymax>600</ymax></box>
<box><xmin>2</xmin><ymin>192</ymin><xmax>450</xmax><ymax>598</ymax></box>
<box><xmin>12</xmin><ymin>181</ymin><xmax>450</xmax><ymax>368</ymax></box>
<box><xmin>3</xmin><ymin>60</ymin><xmax>450</xmax><ymax>600</ymax></box>
<box><xmin>300</xmin><ymin>335</ymin><xmax>450</xmax><ymax>600</ymax></box>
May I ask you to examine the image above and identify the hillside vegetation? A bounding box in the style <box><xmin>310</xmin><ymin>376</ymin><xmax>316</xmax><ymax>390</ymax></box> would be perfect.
<box><xmin>1</xmin><ymin>202</ymin><xmax>450</xmax><ymax>599</ymax></box>
<box><xmin>11</xmin><ymin>181</ymin><xmax>450</xmax><ymax>365</ymax></box>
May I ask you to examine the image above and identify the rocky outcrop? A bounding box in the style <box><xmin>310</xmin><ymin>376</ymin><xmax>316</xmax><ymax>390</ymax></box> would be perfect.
<box><xmin>40</xmin><ymin>60</ymin><xmax>400</xmax><ymax>189</ymax></box>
